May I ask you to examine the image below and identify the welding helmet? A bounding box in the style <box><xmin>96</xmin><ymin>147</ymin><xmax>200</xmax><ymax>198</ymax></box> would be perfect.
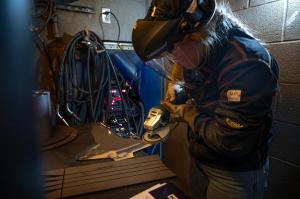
<box><xmin>132</xmin><ymin>0</ymin><xmax>216</xmax><ymax>62</ymax></box>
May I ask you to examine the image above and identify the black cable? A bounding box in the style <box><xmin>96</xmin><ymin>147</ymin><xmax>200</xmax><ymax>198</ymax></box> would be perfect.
<box><xmin>30</xmin><ymin>0</ymin><xmax>55</xmax><ymax>82</ymax></box>
<box><xmin>32</xmin><ymin>0</ymin><xmax>50</xmax><ymax>18</ymax></box>
<box><xmin>56</xmin><ymin>29</ymin><xmax>143</xmax><ymax>138</ymax></box>
<box><xmin>98</xmin><ymin>14</ymin><xmax>105</xmax><ymax>40</ymax></box>
<box><xmin>108</xmin><ymin>12</ymin><xmax>121</xmax><ymax>42</ymax></box>
<box><xmin>102</xmin><ymin>47</ymin><xmax>132</xmax><ymax>135</ymax></box>
<box><xmin>138</xmin><ymin>101</ymin><xmax>145</xmax><ymax>137</ymax></box>
<box><xmin>169</xmin><ymin>122</ymin><xmax>180</xmax><ymax>132</ymax></box>
<box><xmin>100</xmin><ymin>11</ymin><xmax>120</xmax><ymax>42</ymax></box>
<box><xmin>32</xmin><ymin>32</ymin><xmax>57</xmax><ymax>89</ymax></box>
<box><xmin>31</xmin><ymin>1</ymin><xmax>56</xmax><ymax>93</ymax></box>
<box><xmin>86</xmin><ymin>47</ymin><xmax>95</xmax><ymax>119</ymax></box>
<box><xmin>31</xmin><ymin>0</ymin><xmax>54</xmax><ymax>33</ymax></box>
<box><xmin>99</xmin><ymin>11</ymin><xmax>145</xmax><ymax>138</ymax></box>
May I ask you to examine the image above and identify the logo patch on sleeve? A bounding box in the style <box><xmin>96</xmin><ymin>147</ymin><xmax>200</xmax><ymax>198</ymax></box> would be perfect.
<box><xmin>227</xmin><ymin>90</ymin><xmax>242</xmax><ymax>102</ymax></box>
<box><xmin>225</xmin><ymin>118</ymin><xmax>245</xmax><ymax>129</ymax></box>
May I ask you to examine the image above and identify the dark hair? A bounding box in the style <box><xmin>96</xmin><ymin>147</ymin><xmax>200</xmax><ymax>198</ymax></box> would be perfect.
<box><xmin>186</xmin><ymin>1</ymin><xmax>260</xmax><ymax>58</ymax></box>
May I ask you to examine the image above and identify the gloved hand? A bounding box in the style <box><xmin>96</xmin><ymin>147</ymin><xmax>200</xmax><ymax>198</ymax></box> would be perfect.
<box><xmin>161</xmin><ymin>100</ymin><xmax>199</xmax><ymax>132</ymax></box>
<box><xmin>164</xmin><ymin>63</ymin><xmax>187</xmax><ymax>104</ymax></box>
<box><xmin>165</xmin><ymin>82</ymin><xmax>188</xmax><ymax>104</ymax></box>
<box><xmin>165</xmin><ymin>82</ymin><xmax>177</xmax><ymax>102</ymax></box>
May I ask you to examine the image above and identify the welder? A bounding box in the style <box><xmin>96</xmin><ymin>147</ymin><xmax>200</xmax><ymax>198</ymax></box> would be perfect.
<box><xmin>132</xmin><ymin>0</ymin><xmax>279</xmax><ymax>198</ymax></box>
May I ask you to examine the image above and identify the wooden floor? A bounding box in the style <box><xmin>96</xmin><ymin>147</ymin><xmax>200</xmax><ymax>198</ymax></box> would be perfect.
<box><xmin>42</xmin><ymin>123</ymin><xmax>186</xmax><ymax>198</ymax></box>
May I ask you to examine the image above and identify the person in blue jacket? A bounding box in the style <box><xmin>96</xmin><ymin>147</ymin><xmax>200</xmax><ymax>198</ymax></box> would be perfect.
<box><xmin>132</xmin><ymin>0</ymin><xmax>279</xmax><ymax>198</ymax></box>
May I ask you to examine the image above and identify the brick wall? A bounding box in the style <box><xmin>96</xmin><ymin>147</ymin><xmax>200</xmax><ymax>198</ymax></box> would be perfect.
<box><xmin>227</xmin><ymin>0</ymin><xmax>300</xmax><ymax>198</ymax></box>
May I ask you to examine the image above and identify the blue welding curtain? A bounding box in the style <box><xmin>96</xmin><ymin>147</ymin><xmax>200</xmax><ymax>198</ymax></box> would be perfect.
<box><xmin>108</xmin><ymin>50</ymin><xmax>164</xmax><ymax>116</ymax></box>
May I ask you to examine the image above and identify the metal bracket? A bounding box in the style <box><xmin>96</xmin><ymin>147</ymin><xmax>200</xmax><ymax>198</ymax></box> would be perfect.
<box><xmin>103</xmin><ymin>42</ymin><xmax>134</xmax><ymax>50</ymax></box>
<box><xmin>56</xmin><ymin>3</ymin><xmax>95</xmax><ymax>14</ymax></box>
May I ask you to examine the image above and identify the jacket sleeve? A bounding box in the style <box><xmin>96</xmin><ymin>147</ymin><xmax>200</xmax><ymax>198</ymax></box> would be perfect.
<box><xmin>192</xmin><ymin>60</ymin><xmax>278</xmax><ymax>158</ymax></box>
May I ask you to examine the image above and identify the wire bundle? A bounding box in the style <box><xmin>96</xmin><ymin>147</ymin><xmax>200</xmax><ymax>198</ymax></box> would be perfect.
<box><xmin>57</xmin><ymin>30</ymin><xmax>144</xmax><ymax>138</ymax></box>
<box><xmin>30</xmin><ymin>0</ymin><xmax>57</xmax><ymax>103</ymax></box>
<box><xmin>31</xmin><ymin>0</ymin><xmax>54</xmax><ymax>33</ymax></box>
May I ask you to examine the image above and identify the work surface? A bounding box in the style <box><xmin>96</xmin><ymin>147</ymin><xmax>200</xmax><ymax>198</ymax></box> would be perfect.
<box><xmin>42</xmin><ymin>123</ymin><xmax>186</xmax><ymax>198</ymax></box>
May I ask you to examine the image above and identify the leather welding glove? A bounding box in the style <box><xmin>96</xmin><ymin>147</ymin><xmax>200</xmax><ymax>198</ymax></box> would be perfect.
<box><xmin>171</xmin><ymin>63</ymin><xmax>184</xmax><ymax>81</ymax></box>
<box><xmin>161</xmin><ymin>100</ymin><xmax>199</xmax><ymax>132</ymax></box>
<box><xmin>165</xmin><ymin>83</ymin><xmax>177</xmax><ymax>102</ymax></box>
<box><xmin>165</xmin><ymin>63</ymin><xmax>184</xmax><ymax>102</ymax></box>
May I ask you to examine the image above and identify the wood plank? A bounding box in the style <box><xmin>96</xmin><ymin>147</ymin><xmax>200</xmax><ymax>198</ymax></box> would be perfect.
<box><xmin>63</xmin><ymin>169</ymin><xmax>175</xmax><ymax>197</ymax></box>
<box><xmin>63</xmin><ymin>165</ymin><xmax>168</xmax><ymax>188</ymax></box>
<box><xmin>44</xmin><ymin>176</ymin><xmax>64</xmax><ymax>182</ymax></box>
<box><xmin>64</xmin><ymin>160</ymin><xmax>162</xmax><ymax>180</ymax></box>
<box><xmin>63</xmin><ymin>163</ymin><xmax>165</xmax><ymax>184</ymax></box>
<box><xmin>43</xmin><ymin>169</ymin><xmax>64</xmax><ymax>177</ymax></box>
<box><xmin>45</xmin><ymin>189</ymin><xmax>61</xmax><ymax>199</ymax></box>
<box><xmin>64</xmin><ymin>155</ymin><xmax>160</xmax><ymax>175</ymax></box>
<box><xmin>43</xmin><ymin>155</ymin><xmax>175</xmax><ymax>198</ymax></box>
<box><xmin>62</xmin><ymin>169</ymin><xmax>175</xmax><ymax>197</ymax></box>
<box><xmin>44</xmin><ymin>184</ymin><xmax>63</xmax><ymax>192</ymax></box>
<box><xmin>44</xmin><ymin>180</ymin><xmax>63</xmax><ymax>188</ymax></box>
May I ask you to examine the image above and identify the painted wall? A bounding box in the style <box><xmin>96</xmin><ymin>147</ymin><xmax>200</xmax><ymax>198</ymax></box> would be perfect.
<box><xmin>56</xmin><ymin>0</ymin><xmax>148</xmax><ymax>41</ymax></box>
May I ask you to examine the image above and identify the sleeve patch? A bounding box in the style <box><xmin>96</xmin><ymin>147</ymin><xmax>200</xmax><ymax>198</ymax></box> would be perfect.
<box><xmin>225</xmin><ymin>117</ymin><xmax>245</xmax><ymax>129</ymax></box>
<box><xmin>227</xmin><ymin>90</ymin><xmax>242</xmax><ymax>102</ymax></box>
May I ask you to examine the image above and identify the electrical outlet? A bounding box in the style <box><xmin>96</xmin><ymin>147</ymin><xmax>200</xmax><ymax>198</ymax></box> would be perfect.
<box><xmin>102</xmin><ymin>8</ymin><xmax>111</xmax><ymax>24</ymax></box>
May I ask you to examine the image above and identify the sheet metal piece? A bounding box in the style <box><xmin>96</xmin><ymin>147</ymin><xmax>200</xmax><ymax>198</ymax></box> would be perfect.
<box><xmin>76</xmin><ymin>142</ymin><xmax>151</xmax><ymax>161</ymax></box>
<box><xmin>76</xmin><ymin>123</ymin><xmax>151</xmax><ymax>161</ymax></box>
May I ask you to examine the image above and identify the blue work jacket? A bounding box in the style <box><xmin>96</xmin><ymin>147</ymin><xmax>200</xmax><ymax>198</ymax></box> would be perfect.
<box><xmin>184</xmin><ymin>28</ymin><xmax>279</xmax><ymax>171</ymax></box>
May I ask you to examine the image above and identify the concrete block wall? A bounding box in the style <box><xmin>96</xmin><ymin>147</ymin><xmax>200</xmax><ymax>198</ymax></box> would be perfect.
<box><xmin>163</xmin><ymin>1</ymin><xmax>300</xmax><ymax>198</ymax></box>
<box><xmin>226</xmin><ymin>0</ymin><xmax>300</xmax><ymax>198</ymax></box>
<box><xmin>53</xmin><ymin>0</ymin><xmax>300</xmax><ymax>197</ymax></box>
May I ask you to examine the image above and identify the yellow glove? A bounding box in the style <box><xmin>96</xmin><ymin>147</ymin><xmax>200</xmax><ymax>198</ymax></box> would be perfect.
<box><xmin>171</xmin><ymin>63</ymin><xmax>184</xmax><ymax>81</ymax></box>
<box><xmin>165</xmin><ymin>63</ymin><xmax>184</xmax><ymax>102</ymax></box>
<box><xmin>161</xmin><ymin>100</ymin><xmax>198</xmax><ymax>132</ymax></box>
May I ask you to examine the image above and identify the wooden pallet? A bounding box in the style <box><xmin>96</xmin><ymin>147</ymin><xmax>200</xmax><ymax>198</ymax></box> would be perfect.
<box><xmin>43</xmin><ymin>155</ymin><xmax>175</xmax><ymax>198</ymax></box>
